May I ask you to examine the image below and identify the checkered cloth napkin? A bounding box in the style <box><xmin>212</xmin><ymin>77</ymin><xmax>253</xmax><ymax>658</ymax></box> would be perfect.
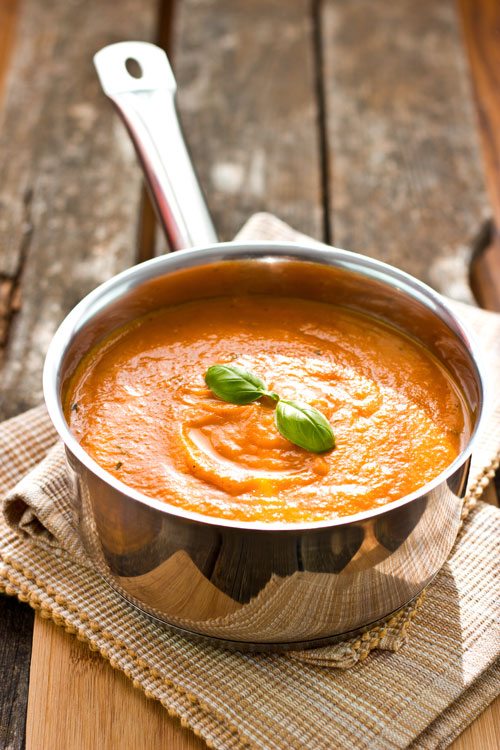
<box><xmin>1</xmin><ymin>214</ymin><xmax>499</xmax><ymax>749</ymax></box>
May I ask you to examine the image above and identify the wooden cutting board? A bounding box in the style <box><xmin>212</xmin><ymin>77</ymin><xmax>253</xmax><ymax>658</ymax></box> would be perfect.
<box><xmin>26</xmin><ymin>619</ymin><xmax>204</xmax><ymax>750</ymax></box>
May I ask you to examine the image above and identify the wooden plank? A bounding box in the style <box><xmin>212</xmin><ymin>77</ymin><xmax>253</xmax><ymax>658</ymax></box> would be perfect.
<box><xmin>459</xmin><ymin>0</ymin><xmax>500</xmax><ymax>226</ymax></box>
<box><xmin>171</xmin><ymin>0</ymin><xmax>323</xmax><ymax>243</ymax></box>
<box><xmin>0</xmin><ymin>0</ymin><xmax>157</xmax><ymax>419</ymax></box>
<box><xmin>0</xmin><ymin>4</ymin><xmax>34</xmax><ymax>750</ymax></box>
<box><xmin>451</xmin><ymin>698</ymin><xmax>500</xmax><ymax>750</ymax></box>
<box><xmin>0</xmin><ymin>595</ymin><xmax>33</xmax><ymax>750</ymax></box>
<box><xmin>470</xmin><ymin>228</ymin><xmax>500</xmax><ymax>312</ymax></box>
<box><xmin>0</xmin><ymin>0</ymin><xmax>158</xmax><ymax>747</ymax></box>
<box><xmin>0</xmin><ymin>0</ymin><xmax>19</xmax><ymax>109</ymax></box>
<box><xmin>321</xmin><ymin>3</ymin><xmax>500</xmax><ymax>747</ymax></box>
<box><xmin>321</xmin><ymin>0</ymin><xmax>490</xmax><ymax>302</ymax></box>
<box><xmin>27</xmin><ymin>617</ymin><xmax>205</xmax><ymax>750</ymax></box>
<box><xmin>450</xmin><ymin>1</ymin><xmax>500</xmax><ymax>745</ymax></box>
<box><xmin>24</xmin><ymin>1</ymin><xmax>322</xmax><ymax>748</ymax></box>
<box><xmin>460</xmin><ymin>0</ymin><xmax>500</xmax><ymax>313</ymax></box>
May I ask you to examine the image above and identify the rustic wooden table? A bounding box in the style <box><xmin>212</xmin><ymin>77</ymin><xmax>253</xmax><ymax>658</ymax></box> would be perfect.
<box><xmin>1</xmin><ymin>0</ymin><xmax>499</xmax><ymax>748</ymax></box>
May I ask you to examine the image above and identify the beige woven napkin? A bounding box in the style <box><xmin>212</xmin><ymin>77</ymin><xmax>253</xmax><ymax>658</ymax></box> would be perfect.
<box><xmin>1</xmin><ymin>213</ymin><xmax>500</xmax><ymax>749</ymax></box>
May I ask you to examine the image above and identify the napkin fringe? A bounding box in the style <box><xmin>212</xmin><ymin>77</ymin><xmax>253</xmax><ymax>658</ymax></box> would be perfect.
<box><xmin>461</xmin><ymin>456</ymin><xmax>499</xmax><ymax>522</ymax></box>
<box><xmin>287</xmin><ymin>593</ymin><xmax>425</xmax><ymax>667</ymax></box>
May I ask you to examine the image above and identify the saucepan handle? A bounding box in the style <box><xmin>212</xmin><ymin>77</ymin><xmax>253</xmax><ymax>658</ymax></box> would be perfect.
<box><xmin>93</xmin><ymin>41</ymin><xmax>218</xmax><ymax>251</ymax></box>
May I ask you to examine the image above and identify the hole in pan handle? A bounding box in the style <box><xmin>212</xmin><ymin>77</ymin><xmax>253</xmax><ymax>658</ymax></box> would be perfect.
<box><xmin>125</xmin><ymin>57</ymin><xmax>143</xmax><ymax>79</ymax></box>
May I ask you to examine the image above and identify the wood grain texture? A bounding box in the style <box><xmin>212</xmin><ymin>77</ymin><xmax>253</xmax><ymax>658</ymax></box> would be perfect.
<box><xmin>0</xmin><ymin>0</ymin><xmax>19</xmax><ymax>111</ymax></box>
<box><xmin>451</xmin><ymin>698</ymin><xmax>500</xmax><ymax>750</ymax></box>
<box><xmin>321</xmin><ymin>0</ymin><xmax>490</xmax><ymax>301</ymax></box>
<box><xmin>0</xmin><ymin>5</ymin><xmax>34</xmax><ymax>750</ymax></box>
<box><xmin>470</xmin><ymin>230</ymin><xmax>500</xmax><ymax>312</ymax></box>
<box><xmin>459</xmin><ymin>0</ymin><xmax>500</xmax><ymax>227</ymax></box>
<box><xmin>0</xmin><ymin>0</ymin><xmax>157</xmax><ymax>747</ymax></box>
<box><xmin>171</xmin><ymin>0</ymin><xmax>323</xmax><ymax>243</ymax></box>
<box><xmin>0</xmin><ymin>0</ymin><xmax>156</xmax><ymax>418</ymax></box>
<box><xmin>460</xmin><ymin>0</ymin><xmax>500</xmax><ymax>313</ymax></box>
<box><xmin>23</xmin><ymin>8</ymin><xmax>323</xmax><ymax>747</ymax></box>
<box><xmin>27</xmin><ymin>617</ymin><xmax>205</xmax><ymax>750</ymax></box>
<box><xmin>0</xmin><ymin>595</ymin><xmax>33</xmax><ymax>750</ymax></box>
<box><xmin>450</xmin><ymin>2</ymin><xmax>500</xmax><ymax>743</ymax></box>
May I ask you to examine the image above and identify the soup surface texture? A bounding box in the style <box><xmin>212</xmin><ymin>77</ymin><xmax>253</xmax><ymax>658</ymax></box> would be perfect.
<box><xmin>65</xmin><ymin>296</ymin><xmax>468</xmax><ymax>523</ymax></box>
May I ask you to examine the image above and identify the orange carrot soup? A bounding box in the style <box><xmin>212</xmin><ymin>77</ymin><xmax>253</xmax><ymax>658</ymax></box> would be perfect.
<box><xmin>64</xmin><ymin>295</ymin><xmax>469</xmax><ymax>523</ymax></box>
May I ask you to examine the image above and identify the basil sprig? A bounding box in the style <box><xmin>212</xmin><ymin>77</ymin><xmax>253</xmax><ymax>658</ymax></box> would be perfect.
<box><xmin>274</xmin><ymin>399</ymin><xmax>335</xmax><ymax>453</ymax></box>
<box><xmin>204</xmin><ymin>364</ymin><xmax>335</xmax><ymax>454</ymax></box>
<box><xmin>205</xmin><ymin>364</ymin><xmax>279</xmax><ymax>404</ymax></box>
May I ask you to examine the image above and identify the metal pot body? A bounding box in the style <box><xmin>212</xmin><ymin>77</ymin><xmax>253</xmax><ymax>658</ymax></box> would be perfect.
<box><xmin>44</xmin><ymin>242</ymin><xmax>484</xmax><ymax>649</ymax></box>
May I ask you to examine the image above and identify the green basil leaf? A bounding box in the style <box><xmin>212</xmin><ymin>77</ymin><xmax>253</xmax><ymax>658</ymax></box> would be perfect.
<box><xmin>275</xmin><ymin>400</ymin><xmax>335</xmax><ymax>453</ymax></box>
<box><xmin>205</xmin><ymin>364</ymin><xmax>270</xmax><ymax>405</ymax></box>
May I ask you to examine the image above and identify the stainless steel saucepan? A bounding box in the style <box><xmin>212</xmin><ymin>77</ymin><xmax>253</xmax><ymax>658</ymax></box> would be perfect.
<box><xmin>43</xmin><ymin>42</ymin><xmax>486</xmax><ymax>650</ymax></box>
